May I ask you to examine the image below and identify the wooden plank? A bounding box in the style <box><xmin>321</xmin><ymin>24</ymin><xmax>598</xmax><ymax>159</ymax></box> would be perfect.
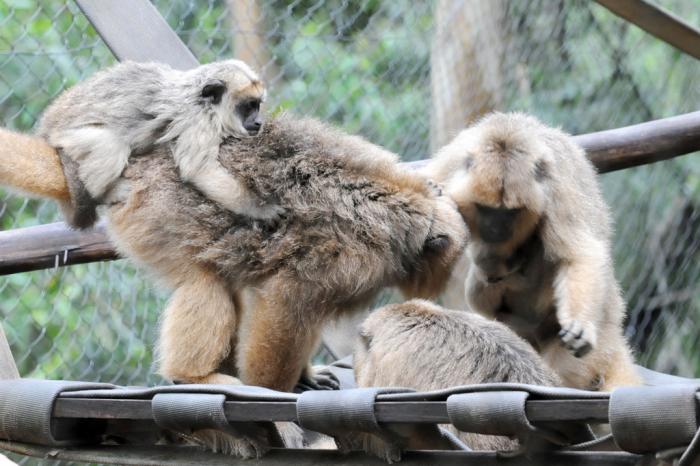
<box><xmin>52</xmin><ymin>398</ymin><xmax>611</xmax><ymax>423</ymax></box>
<box><xmin>75</xmin><ymin>0</ymin><xmax>199</xmax><ymax>70</ymax></box>
<box><xmin>0</xmin><ymin>324</ymin><xmax>19</xmax><ymax>380</ymax></box>
<box><xmin>595</xmin><ymin>0</ymin><xmax>700</xmax><ymax>61</ymax></box>
<box><xmin>1</xmin><ymin>110</ymin><xmax>700</xmax><ymax>275</ymax></box>
<box><xmin>0</xmin><ymin>222</ymin><xmax>117</xmax><ymax>275</ymax></box>
<box><xmin>0</xmin><ymin>442</ymin><xmax>643</xmax><ymax>466</ymax></box>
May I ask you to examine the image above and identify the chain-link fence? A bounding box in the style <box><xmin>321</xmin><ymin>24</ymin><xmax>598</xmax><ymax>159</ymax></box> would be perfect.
<box><xmin>0</xmin><ymin>0</ymin><xmax>699</xmax><ymax>452</ymax></box>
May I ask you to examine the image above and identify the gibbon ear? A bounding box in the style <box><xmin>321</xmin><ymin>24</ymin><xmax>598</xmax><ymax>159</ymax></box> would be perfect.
<box><xmin>201</xmin><ymin>80</ymin><xmax>226</xmax><ymax>104</ymax></box>
<box><xmin>424</xmin><ymin>234</ymin><xmax>450</xmax><ymax>253</ymax></box>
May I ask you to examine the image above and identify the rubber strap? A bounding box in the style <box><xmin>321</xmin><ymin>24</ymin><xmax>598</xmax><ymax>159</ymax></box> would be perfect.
<box><xmin>152</xmin><ymin>393</ymin><xmax>230</xmax><ymax>433</ymax></box>
<box><xmin>0</xmin><ymin>379</ymin><xmax>112</xmax><ymax>445</ymax></box>
<box><xmin>609</xmin><ymin>384</ymin><xmax>699</xmax><ymax>454</ymax></box>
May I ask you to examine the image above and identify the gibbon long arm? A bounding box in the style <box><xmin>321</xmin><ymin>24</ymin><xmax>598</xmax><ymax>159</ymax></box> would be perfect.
<box><xmin>0</xmin><ymin>110</ymin><xmax>699</xmax><ymax>275</ymax></box>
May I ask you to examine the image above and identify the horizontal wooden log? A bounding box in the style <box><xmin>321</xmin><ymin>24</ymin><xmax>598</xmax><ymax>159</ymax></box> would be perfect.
<box><xmin>578</xmin><ymin>111</ymin><xmax>700</xmax><ymax>173</ymax></box>
<box><xmin>595</xmin><ymin>0</ymin><xmax>700</xmax><ymax>61</ymax></box>
<box><xmin>1</xmin><ymin>111</ymin><xmax>699</xmax><ymax>275</ymax></box>
<box><xmin>0</xmin><ymin>442</ymin><xmax>643</xmax><ymax>466</ymax></box>
<box><xmin>53</xmin><ymin>398</ymin><xmax>609</xmax><ymax>423</ymax></box>
<box><xmin>0</xmin><ymin>221</ymin><xmax>117</xmax><ymax>275</ymax></box>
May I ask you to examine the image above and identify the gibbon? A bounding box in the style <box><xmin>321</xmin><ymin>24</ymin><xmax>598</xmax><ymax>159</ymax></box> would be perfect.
<box><xmin>354</xmin><ymin>299</ymin><xmax>561</xmax><ymax>460</ymax></box>
<box><xmin>37</xmin><ymin>59</ymin><xmax>282</xmax><ymax>228</ymax></box>
<box><xmin>0</xmin><ymin>115</ymin><xmax>467</xmax><ymax>456</ymax></box>
<box><xmin>425</xmin><ymin>112</ymin><xmax>640</xmax><ymax>391</ymax></box>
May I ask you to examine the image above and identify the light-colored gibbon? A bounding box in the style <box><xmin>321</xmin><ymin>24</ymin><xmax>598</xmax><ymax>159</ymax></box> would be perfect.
<box><xmin>36</xmin><ymin>59</ymin><xmax>283</xmax><ymax>228</ymax></box>
<box><xmin>424</xmin><ymin>112</ymin><xmax>640</xmax><ymax>391</ymax></box>
<box><xmin>354</xmin><ymin>299</ymin><xmax>560</xmax><ymax>460</ymax></box>
<box><xmin>0</xmin><ymin>115</ymin><xmax>466</xmax><ymax>457</ymax></box>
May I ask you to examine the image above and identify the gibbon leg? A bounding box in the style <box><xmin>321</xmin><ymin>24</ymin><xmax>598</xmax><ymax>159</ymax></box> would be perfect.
<box><xmin>53</xmin><ymin>127</ymin><xmax>131</xmax><ymax>200</ymax></box>
<box><xmin>158</xmin><ymin>269</ymin><xmax>239</xmax><ymax>385</ymax></box>
<box><xmin>238</xmin><ymin>288</ymin><xmax>323</xmax><ymax>392</ymax></box>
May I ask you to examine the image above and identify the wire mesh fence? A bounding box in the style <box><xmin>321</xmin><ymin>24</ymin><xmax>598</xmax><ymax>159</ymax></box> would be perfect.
<box><xmin>0</xmin><ymin>1</ymin><xmax>699</xmax><ymax>457</ymax></box>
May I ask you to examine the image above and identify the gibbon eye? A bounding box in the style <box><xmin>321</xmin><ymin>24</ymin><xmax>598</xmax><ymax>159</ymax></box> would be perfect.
<box><xmin>464</xmin><ymin>156</ymin><xmax>473</xmax><ymax>171</ymax></box>
<box><xmin>201</xmin><ymin>80</ymin><xmax>227</xmax><ymax>104</ymax></box>
<box><xmin>237</xmin><ymin>99</ymin><xmax>261</xmax><ymax>116</ymax></box>
<box><xmin>245</xmin><ymin>99</ymin><xmax>261</xmax><ymax>113</ymax></box>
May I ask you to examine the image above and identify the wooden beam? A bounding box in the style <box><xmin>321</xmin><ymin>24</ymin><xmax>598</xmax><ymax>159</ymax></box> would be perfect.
<box><xmin>0</xmin><ymin>442</ymin><xmax>643</xmax><ymax>466</ymax></box>
<box><xmin>595</xmin><ymin>0</ymin><xmax>700</xmax><ymax>61</ymax></box>
<box><xmin>578</xmin><ymin>110</ymin><xmax>700</xmax><ymax>173</ymax></box>
<box><xmin>75</xmin><ymin>0</ymin><xmax>199</xmax><ymax>70</ymax></box>
<box><xmin>0</xmin><ymin>222</ymin><xmax>117</xmax><ymax>275</ymax></box>
<box><xmin>1</xmin><ymin>111</ymin><xmax>699</xmax><ymax>275</ymax></box>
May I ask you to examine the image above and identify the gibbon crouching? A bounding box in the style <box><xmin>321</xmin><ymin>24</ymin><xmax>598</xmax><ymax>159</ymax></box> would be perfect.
<box><xmin>354</xmin><ymin>299</ymin><xmax>560</xmax><ymax>459</ymax></box>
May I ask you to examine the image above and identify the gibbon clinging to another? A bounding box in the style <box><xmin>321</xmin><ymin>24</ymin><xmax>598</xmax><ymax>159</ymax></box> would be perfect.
<box><xmin>425</xmin><ymin>112</ymin><xmax>640</xmax><ymax>391</ymax></box>
<box><xmin>1</xmin><ymin>114</ymin><xmax>466</xmax><ymax>391</ymax></box>
<box><xmin>354</xmin><ymin>299</ymin><xmax>560</xmax><ymax>460</ymax></box>
<box><xmin>36</xmin><ymin>59</ymin><xmax>283</xmax><ymax>228</ymax></box>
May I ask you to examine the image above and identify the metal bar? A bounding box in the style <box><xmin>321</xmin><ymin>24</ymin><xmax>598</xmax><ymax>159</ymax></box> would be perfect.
<box><xmin>0</xmin><ymin>442</ymin><xmax>643</xmax><ymax>466</ymax></box>
<box><xmin>52</xmin><ymin>398</ymin><xmax>611</xmax><ymax>423</ymax></box>
<box><xmin>595</xmin><ymin>0</ymin><xmax>700</xmax><ymax>61</ymax></box>
<box><xmin>74</xmin><ymin>0</ymin><xmax>199</xmax><ymax>70</ymax></box>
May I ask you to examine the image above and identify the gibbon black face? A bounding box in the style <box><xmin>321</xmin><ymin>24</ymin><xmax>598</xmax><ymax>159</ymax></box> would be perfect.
<box><xmin>237</xmin><ymin>98</ymin><xmax>263</xmax><ymax>135</ymax></box>
<box><xmin>474</xmin><ymin>203</ymin><xmax>522</xmax><ymax>243</ymax></box>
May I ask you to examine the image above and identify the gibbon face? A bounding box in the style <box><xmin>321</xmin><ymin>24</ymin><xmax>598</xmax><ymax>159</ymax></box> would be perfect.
<box><xmin>195</xmin><ymin>59</ymin><xmax>267</xmax><ymax>138</ymax></box>
<box><xmin>430</xmin><ymin>114</ymin><xmax>557</xmax><ymax>250</ymax></box>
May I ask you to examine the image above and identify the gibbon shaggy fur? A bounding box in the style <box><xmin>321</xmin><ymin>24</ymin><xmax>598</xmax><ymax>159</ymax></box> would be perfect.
<box><xmin>37</xmin><ymin>59</ymin><xmax>282</xmax><ymax>228</ymax></box>
<box><xmin>354</xmin><ymin>299</ymin><xmax>560</xmax><ymax>459</ymax></box>
<box><xmin>1</xmin><ymin>113</ymin><xmax>467</xmax><ymax>390</ymax></box>
<box><xmin>425</xmin><ymin>112</ymin><xmax>640</xmax><ymax>391</ymax></box>
<box><xmin>0</xmin><ymin>114</ymin><xmax>467</xmax><ymax>456</ymax></box>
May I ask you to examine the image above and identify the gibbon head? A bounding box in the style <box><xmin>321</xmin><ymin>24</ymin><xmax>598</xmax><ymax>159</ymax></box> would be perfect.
<box><xmin>189</xmin><ymin>59</ymin><xmax>267</xmax><ymax>138</ymax></box>
<box><xmin>428</xmin><ymin>112</ymin><xmax>555</xmax><ymax>251</ymax></box>
<box><xmin>398</xmin><ymin>195</ymin><xmax>468</xmax><ymax>298</ymax></box>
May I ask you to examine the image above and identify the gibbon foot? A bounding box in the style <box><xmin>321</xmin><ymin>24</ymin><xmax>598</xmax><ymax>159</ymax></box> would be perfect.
<box><xmin>294</xmin><ymin>367</ymin><xmax>340</xmax><ymax>393</ymax></box>
<box><xmin>558</xmin><ymin>319</ymin><xmax>595</xmax><ymax>358</ymax></box>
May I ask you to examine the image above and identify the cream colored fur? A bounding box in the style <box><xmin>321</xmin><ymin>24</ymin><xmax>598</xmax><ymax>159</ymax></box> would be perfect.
<box><xmin>37</xmin><ymin>60</ymin><xmax>281</xmax><ymax>224</ymax></box>
<box><xmin>425</xmin><ymin>112</ymin><xmax>640</xmax><ymax>391</ymax></box>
